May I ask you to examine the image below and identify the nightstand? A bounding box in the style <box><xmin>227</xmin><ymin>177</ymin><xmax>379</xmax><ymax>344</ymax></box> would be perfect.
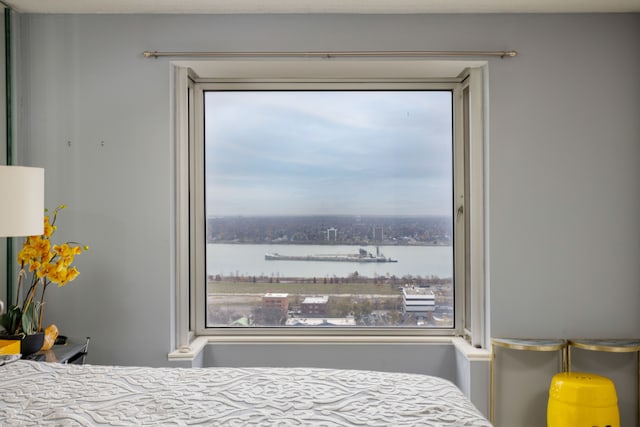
<box><xmin>25</xmin><ymin>337</ymin><xmax>90</xmax><ymax>364</ymax></box>
<box><xmin>568</xmin><ymin>338</ymin><xmax>640</xmax><ymax>425</ymax></box>
<box><xmin>491</xmin><ymin>338</ymin><xmax>568</xmax><ymax>423</ymax></box>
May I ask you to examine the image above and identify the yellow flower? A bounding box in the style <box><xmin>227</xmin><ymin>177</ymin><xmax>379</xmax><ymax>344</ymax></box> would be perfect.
<box><xmin>66</xmin><ymin>267</ymin><xmax>80</xmax><ymax>282</ymax></box>
<box><xmin>33</xmin><ymin>237</ymin><xmax>52</xmax><ymax>262</ymax></box>
<box><xmin>43</xmin><ymin>216</ymin><xmax>54</xmax><ymax>238</ymax></box>
<box><xmin>17</xmin><ymin>237</ymin><xmax>37</xmax><ymax>265</ymax></box>
<box><xmin>36</xmin><ymin>262</ymin><xmax>57</xmax><ymax>279</ymax></box>
<box><xmin>6</xmin><ymin>205</ymin><xmax>88</xmax><ymax>336</ymax></box>
<box><xmin>54</xmin><ymin>266</ymin><xmax>79</xmax><ymax>287</ymax></box>
<box><xmin>54</xmin><ymin>243</ymin><xmax>83</xmax><ymax>265</ymax></box>
<box><xmin>48</xmin><ymin>263</ymin><xmax>80</xmax><ymax>287</ymax></box>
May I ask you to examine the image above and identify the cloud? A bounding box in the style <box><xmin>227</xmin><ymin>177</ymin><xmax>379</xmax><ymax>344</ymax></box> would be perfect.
<box><xmin>205</xmin><ymin>90</ymin><xmax>452</xmax><ymax>216</ymax></box>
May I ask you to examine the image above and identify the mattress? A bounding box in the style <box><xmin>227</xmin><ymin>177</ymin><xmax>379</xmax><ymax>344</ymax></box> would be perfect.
<box><xmin>0</xmin><ymin>361</ymin><xmax>492</xmax><ymax>426</ymax></box>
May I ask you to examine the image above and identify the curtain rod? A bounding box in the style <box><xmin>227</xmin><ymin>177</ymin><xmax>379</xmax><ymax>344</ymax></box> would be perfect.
<box><xmin>143</xmin><ymin>50</ymin><xmax>517</xmax><ymax>59</ymax></box>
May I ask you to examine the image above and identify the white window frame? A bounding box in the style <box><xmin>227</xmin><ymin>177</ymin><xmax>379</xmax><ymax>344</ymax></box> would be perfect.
<box><xmin>458</xmin><ymin>68</ymin><xmax>487</xmax><ymax>349</ymax></box>
<box><xmin>173</xmin><ymin>60</ymin><xmax>487</xmax><ymax>347</ymax></box>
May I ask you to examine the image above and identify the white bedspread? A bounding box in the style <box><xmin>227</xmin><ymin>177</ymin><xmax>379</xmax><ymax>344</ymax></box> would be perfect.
<box><xmin>0</xmin><ymin>361</ymin><xmax>492</xmax><ymax>426</ymax></box>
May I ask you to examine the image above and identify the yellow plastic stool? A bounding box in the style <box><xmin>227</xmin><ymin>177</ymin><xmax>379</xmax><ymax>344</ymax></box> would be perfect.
<box><xmin>548</xmin><ymin>372</ymin><xmax>620</xmax><ymax>427</ymax></box>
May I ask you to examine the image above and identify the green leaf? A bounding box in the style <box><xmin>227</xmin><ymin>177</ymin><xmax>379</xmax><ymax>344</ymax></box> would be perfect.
<box><xmin>20</xmin><ymin>302</ymin><xmax>40</xmax><ymax>335</ymax></box>
<box><xmin>0</xmin><ymin>305</ymin><xmax>23</xmax><ymax>335</ymax></box>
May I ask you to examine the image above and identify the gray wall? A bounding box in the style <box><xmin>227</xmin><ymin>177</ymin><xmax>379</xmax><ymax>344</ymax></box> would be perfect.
<box><xmin>11</xmin><ymin>13</ymin><xmax>640</xmax><ymax>426</ymax></box>
<box><xmin>205</xmin><ymin>343</ymin><xmax>455</xmax><ymax>378</ymax></box>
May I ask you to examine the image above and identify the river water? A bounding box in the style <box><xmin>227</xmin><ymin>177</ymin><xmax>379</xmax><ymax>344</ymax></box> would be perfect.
<box><xmin>207</xmin><ymin>244</ymin><xmax>452</xmax><ymax>279</ymax></box>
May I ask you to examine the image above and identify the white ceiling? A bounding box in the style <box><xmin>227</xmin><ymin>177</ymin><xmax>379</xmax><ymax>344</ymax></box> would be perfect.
<box><xmin>3</xmin><ymin>0</ymin><xmax>640</xmax><ymax>14</ymax></box>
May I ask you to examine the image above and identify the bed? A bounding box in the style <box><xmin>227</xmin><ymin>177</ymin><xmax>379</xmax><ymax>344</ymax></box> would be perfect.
<box><xmin>0</xmin><ymin>360</ymin><xmax>492</xmax><ymax>426</ymax></box>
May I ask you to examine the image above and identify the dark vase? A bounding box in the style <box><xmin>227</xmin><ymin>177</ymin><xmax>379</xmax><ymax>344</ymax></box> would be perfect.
<box><xmin>2</xmin><ymin>332</ymin><xmax>45</xmax><ymax>356</ymax></box>
<box><xmin>22</xmin><ymin>332</ymin><xmax>45</xmax><ymax>355</ymax></box>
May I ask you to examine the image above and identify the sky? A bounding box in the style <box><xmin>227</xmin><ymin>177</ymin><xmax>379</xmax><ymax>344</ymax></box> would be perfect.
<box><xmin>205</xmin><ymin>90</ymin><xmax>453</xmax><ymax>217</ymax></box>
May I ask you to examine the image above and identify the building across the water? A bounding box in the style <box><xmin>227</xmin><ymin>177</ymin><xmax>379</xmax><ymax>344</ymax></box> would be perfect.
<box><xmin>402</xmin><ymin>286</ymin><xmax>435</xmax><ymax>318</ymax></box>
<box><xmin>263</xmin><ymin>293</ymin><xmax>289</xmax><ymax>313</ymax></box>
<box><xmin>326</xmin><ymin>227</ymin><xmax>337</xmax><ymax>241</ymax></box>
<box><xmin>301</xmin><ymin>296</ymin><xmax>329</xmax><ymax>316</ymax></box>
<box><xmin>373</xmin><ymin>226</ymin><xmax>384</xmax><ymax>241</ymax></box>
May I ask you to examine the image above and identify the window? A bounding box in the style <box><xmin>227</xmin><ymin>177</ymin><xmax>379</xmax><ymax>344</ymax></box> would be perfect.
<box><xmin>203</xmin><ymin>88</ymin><xmax>453</xmax><ymax>329</ymax></box>
<box><xmin>175</xmin><ymin>61</ymin><xmax>486</xmax><ymax>343</ymax></box>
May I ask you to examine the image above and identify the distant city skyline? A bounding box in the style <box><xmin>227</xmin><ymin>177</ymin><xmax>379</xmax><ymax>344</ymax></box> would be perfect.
<box><xmin>207</xmin><ymin>215</ymin><xmax>452</xmax><ymax>246</ymax></box>
<box><xmin>205</xmin><ymin>90</ymin><xmax>452</xmax><ymax>217</ymax></box>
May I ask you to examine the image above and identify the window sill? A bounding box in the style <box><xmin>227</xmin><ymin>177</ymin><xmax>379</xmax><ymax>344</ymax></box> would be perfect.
<box><xmin>168</xmin><ymin>335</ymin><xmax>489</xmax><ymax>362</ymax></box>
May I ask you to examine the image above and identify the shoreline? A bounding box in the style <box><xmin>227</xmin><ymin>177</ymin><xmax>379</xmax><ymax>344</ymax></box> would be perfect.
<box><xmin>207</xmin><ymin>241</ymin><xmax>452</xmax><ymax>247</ymax></box>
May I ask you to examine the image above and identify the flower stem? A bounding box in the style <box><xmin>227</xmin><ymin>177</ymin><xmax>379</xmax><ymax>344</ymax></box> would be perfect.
<box><xmin>37</xmin><ymin>281</ymin><xmax>50</xmax><ymax>332</ymax></box>
<box><xmin>15</xmin><ymin>266</ymin><xmax>25</xmax><ymax>306</ymax></box>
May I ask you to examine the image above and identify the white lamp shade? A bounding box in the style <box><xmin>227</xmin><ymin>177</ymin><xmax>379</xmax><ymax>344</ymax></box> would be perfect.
<box><xmin>0</xmin><ymin>166</ymin><xmax>45</xmax><ymax>237</ymax></box>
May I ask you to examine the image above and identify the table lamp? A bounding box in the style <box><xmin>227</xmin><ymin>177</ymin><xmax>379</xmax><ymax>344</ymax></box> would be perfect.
<box><xmin>0</xmin><ymin>165</ymin><xmax>45</xmax><ymax>237</ymax></box>
<box><xmin>0</xmin><ymin>165</ymin><xmax>44</xmax><ymax>314</ymax></box>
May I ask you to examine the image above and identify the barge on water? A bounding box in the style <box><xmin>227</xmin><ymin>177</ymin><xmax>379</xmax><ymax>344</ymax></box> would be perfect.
<box><xmin>265</xmin><ymin>247</ymin><xmax>397</xmax><ymax>263</ymax></box>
